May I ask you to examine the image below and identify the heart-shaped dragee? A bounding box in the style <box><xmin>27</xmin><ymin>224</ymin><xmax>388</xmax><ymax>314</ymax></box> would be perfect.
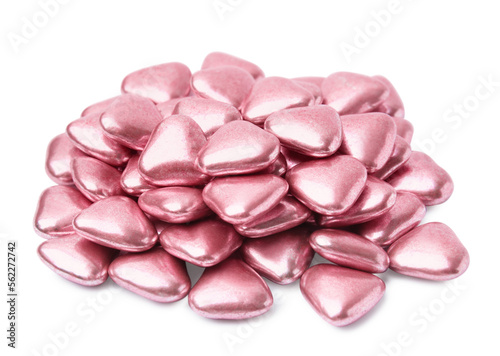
<box><xmin>120</xmin><ymin>155</ymin><xmax>157</xmax><ymax>196</ymax></box>
<box><xmin>156</xmin><ymin>98</ymin><xmax>185</xmax><ymax>119</ymax></box>
<box><xmin>71</xmin><ymin>156</ymin><xmax>125</xmax><ymax>202</ymax></box>
<box><xmin>138</xmin><ymin>115</ymin><xmax>210</xmax><ymax>186</ymax></box>
<box><xmin>138</xmin><ymin>187</ymin><xmax>211</xmax><ymax>223</ymax></box>
<box><xmin>293</xmin><ymin>80</ymin><xmax>323</xmax><ymax>105</ymax></box>
<box><xmin>73</xmin><ymin>196</ymin><xmax>157</xmax><ymax>252</ymax></box>
<box><xmin>241</xmin><ymin>77</ymin><xmax>315</xmax><ymax>125</ymax></box>
<box><xmin>321</xmin><ymin>72</ymin><xmax>388</xmax><ymax>115</ymax></box>
<box><xmin>286</xmin><ymin>155</ymin><xmax>367</xmax><ymax>216</ymax></box>
<box><xmin>309</xmin><ymin>229</ymin><xmax>390</xmax><ymax>273</ymax></box>
<box><xmin>188</xmin><ymin>258</ymin><xmax>273</xmax><ymax>319</ymax></box>
<box><xmin>372</xmin><ymin>136</ymin><xmax>412</xmax><ymax>180</ymax></box>
<box><xmin>81</xmin><ymin>96</ymin><xmax>119</xmax><ymax>117</ymax></box>
<box><xmin>190</xmin><ymin>66</ymin><xmax>255</xmax><ymax>109</ymax></box>
<box><xmin>300</xmin><ymin>264</ymin><xmax>385</xmax><ymax>326</ymax></box>
<box><xmin>356</xmin><ymin>192</ymin><xmax>426</xmax><ymax>247</ymax></box>
<box><xmin>100</xmin><ymin>94</ymin><xmax>164</xmax><ymax>150</ymax></box>
<box><xmin>240</xmin><ymin>226</ymin><xmax>315</xmax><ymax>284</ymax></box>
<box><xmin>372</xmin><ymin>75</ymin><xmax>405</xmax><ymax>119</ymax></box>
<box><xmin>316</xmin><ymin>176</ymin><xmax>396</xmax><ymax>228</ymax></box>
<box><xmin>393</xmin><ymin>116</ymin><xmax>414</xmax><ymax>144</ymax></box>
<box><xmin>66</xmin><ymin>113</ymin><xmax>133</xmax><ymax>167</ymax></box>
<box><xmin>264</xmin><ymin>105</ymin><xmax>342</xmax><ymax>157</ymax></box>
<box><xmin>386</xmin><ymin>151</ymin><xmax>454</xmax><ymax>206</ymax></box>
<box><xmin>37</xmin><ymin>234</ymin><xmax>116</xmax><ymax>286</ymax></box>
<box><xmin>108</xmin><ymin>247</ymin><xmax>191</xmax><ymax>303</ymax></box>
<box><xmin>172</xmin><ymin>97</ymin><xmax>242</xmax><ymax>137</ymax></box>
<box><xmin>256</xmin><ymin>152</ymin><xmax>287</xmax><ymax>176</ymax></box>
<box><xmin>201</xmin><ymin>52</ymin><xmax>265</xmax><ymax>80</ymax></box>
<box><xmin>234</xmin><ymin>196</ymin><xmax>311</xmax><ymax>238</ymax></box>
<box><xmin>34</xmin><ymin>186</ymin><xmax>92</xmax><ymax>239</ymax></box>
<box><xmin>45</xmin><ymin>133</ymin><xmax>87</xmax><ymax>185</ymax></box>
<box><xmin>121</xmin><ymin>62</ymin><xmax>192</xmax><ymax>103</ymax></box>
<box><xmin>387</xmin><ymin>222</ymin><xmax>470</xmax><ymax>281</ymax></box>
<box><xmin>202</xmin><ymin>174</ymin><xmax>289</xmax><ymax>225</ymax></box>
<box><xmin>195</xmin><ymin>120</ymin><xmax>280</xmax><ymax>176</ymax></box>
<box><xmin>159</xmin><ymin>218</ymin><xmax>243</xmax><ymax>267</ymax></box>
<box><xmin>339</xmin><ymin>113</ymin><xmax>397</xmax><ymax>173</ymax></box>
<box><xmin>281</xmin><ymin>146</ymin><xmax>313</xmax><ymax>169</ymax></box>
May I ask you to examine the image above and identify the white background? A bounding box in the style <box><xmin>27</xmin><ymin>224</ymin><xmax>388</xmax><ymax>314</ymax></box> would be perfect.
<box><xmin>1</xmin><ymin>1</ymin><xmax>499</xmax><ymax>355</ymax></box>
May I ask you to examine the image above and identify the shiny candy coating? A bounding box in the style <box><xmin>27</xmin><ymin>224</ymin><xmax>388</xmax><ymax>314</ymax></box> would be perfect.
<box><xmin>188</xmin><ymin>258</ymin><xmax>273</xmax><ymax>319</ymax></box>
<box><xmin>159</xmin><ymin>218</ymin><xmax>242</xmax><ymax>267</ymax></box>
<box><xmin>300</xmin><ymin>264</ymin><xmax>385</xmax><ymax>326</ymax></box>
<box><xmin>281</xmin><ymin>146</ymin><xmax>313</xmax><ymax>169</ymax></box>
<box><xmin>196</xmin><ymin>120</ymin><xmax>280</xmax><ymax>176</ymax></box>
<box><xmin>372</xmin><ymin>136</ymin><xmax>412</xmax><ymax>180</ymax></box>
<box><xmin>264</xmin><ymin>105</ymin><xmax>342</xmax><ymax>157</ymax></box>
<box><xmin>234</xmin><ymin>195</ymin><xmax>311</xmax><ymax>238</ymax></box>
<box><xmin>356</xmin><ymin>192</ymin><xmax>426</xmax><ymax>247</ymax></box>
<box><xmin>293</xmin><ymin>76</ymin><xmax>325</xmax><ymax>88</ymax></box>
<box><xmin>387</xmin><ymin>151</ymin><xmax>454</xmax><ymax>206</ymax></box>
<box><xmin>138</xmin><ymin>115</ymin><xmax>210</xmax><ymax>186</ymax></box>
<box><xmin>172</xmin><ymin>97</ymin><xmax>242</xmax><ymax>137</ymax></box>
<box><xmin>45</xmin><ymin>133</ymin><xmax>86</xmax><ymax>185</ymax></box>
<box><xmin>81</xmin><ymin>96</ymin><xmax>118</xmax><ymax>117</ymax></box>
<box><xmin>66</xmin><ymin>113</ymin><xmax>133</xmax><ymax>167</ymax></box>
<box><xmin>108</xmin><ymin>247</ymin><xmax>190</xmax><ymax>302</ymax></box>
<box><xmin>121</xmin><ymin>62</ymin><xmax>191</xmax><ymax>103</ymax></box>
<box><xmin>309</xmin><ymin>229</ymin><xmax>389</xmax><ymax>273</ymax></box>
<box><xmin>286</xmin><ymin>155</ymin><xmax>367</xmax><ymax>215</ymax></box>
<box><xmin>294</xmin><ymin>80</ymin><xmax>323</xmax><ymax>105</ymax></box>
<box><xmin>388</xmin><ymin>222</ymin><xmax>469</xmax><ymax>281</ymax></box>
<box><xmin>73</xmin><ymin>196</ymin><xmax>157</xmax><ymax>252</ymax></box>
<box><xmin>138</xmin><ymin>187</ymin><xmax>211</xmax><ymax>223</ymax></box>
<box><xmin>372</xmin><ymin>75</ymin><xmax>405</xmax><ymax>118</ymax></box>
<box><xmin>38</xmin><ymin>234</ymin><xmax>116</xmax><ymax>286</ymax></box>
<box><xmin>71</xmin><ymin>156</ymin><xmax>125</xmax><ymax>202</ymax></box>
<box><xmin>242</xmin><ymin>77</ymin><xmax>315</xmax><ymax>125</ymax></box>
<box><xmin>202</xmin><ymin>174</ymin><xmax>289</xmax><ymax>225</ymax></box>
<box><xmin>257</xmin><ymin>152</ymin><xmax>287</xmax><ymax>176</ymax></box>
<box><xmin>156</xmin><ymin>97</ymin><xmax>185</xmax><ymax>119</ymax></box>
<box><xmin>100</xmin><ymin>94</ymin><xmax>164</xmax><ymax>150</ymax></box>
<box><xmin>34</xmin><ymin>186</ymin><xmax>91</xmax><ymax>239</ymax></box>
<box><xmin>241</xmin><ymin>226</ymin><xmax>314</xmax><ymax>284</ymax></box>
<box><xmin>202</xmin><ymin>52</ymin><xmax>265</xmax><ymax>80</ymax></box>
<box><xmin>393</xmin><ymin>116</ymin><xmax>414</xmax><ymax>144</ymax></box>
<box><xmin>120</xmin><ymin>155</ymin><xmax>157</xmax><ymax>196</ymax></box>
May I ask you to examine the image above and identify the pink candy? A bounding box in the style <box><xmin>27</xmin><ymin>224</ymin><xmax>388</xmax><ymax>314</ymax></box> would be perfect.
<box><xmin>35</xmin><ymin>52</ymin><xmax>468</xmax><ymax>326</ymax></box>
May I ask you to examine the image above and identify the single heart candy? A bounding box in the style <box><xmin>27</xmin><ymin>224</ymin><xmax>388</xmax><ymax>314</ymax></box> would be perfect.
<box><xmin>202</xmin><ymin>52</ymin><xmax>265</xmax><ymax>80</ymax></box>
<box><xmin>45</xmin><ymin>133</ymin><xmax>86</xmax><ymax>185</ymax></box>
<box><xmin>81</xmin><ymin>96</ymin><xmax>119</xmax><ymax>117</ymax></box>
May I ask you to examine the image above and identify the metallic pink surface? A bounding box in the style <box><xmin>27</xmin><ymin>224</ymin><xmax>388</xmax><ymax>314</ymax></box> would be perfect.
<box><xmin>387</xmin><ymin>151</ymin><xmax>454</xmax><ymax>206</ymax></box>
<box><xmin>45</xmin><ymin>133</ymin><xmax>86</xmax><ymax>185</ymax></box>
<box><xmin>66</xmin><ymin>113</ymin><xmax>133</xmax><ymax>167</ymax></box>
<box><xmin>73</xmin><ymin>196</ymin><xmax>157</xmax><ymax>252</ymax></box>
<box><xmin>316</xmin><ymin>176</ymin><xmax>396</xmax><ymax>228</ymax></box>
<box><xmin>356</xmin><ymin>192</ymin><xmax>426</xmax><ymax>247</ymax></box>
<box><xmin>393</xmin><ymin>116</ymin><xmax>414</xmax><ymax>144</ymax></box>
<box><xmin>195</xmin><ymin>120</ymin><xmax>280</xmax><ymax>176</ymax></box>
<box><xmin>264</xmin><ymin>105</ymin><xmax>342</xmax><ymax>157</ymax></box>
<box><xmin>257</xmin><ymin>152</ymin><xmax>287</xmax><ymax>176</ymax></box>
<box><xmin>202</xmin><ymin>174</ymin><xmax>289</xmax><ymax>225</ymax></box>
<box><xmin>286</xmin><ymin>155</ymin><xmax>367</xmax><ymax>215</ymax></box>
<box><xmin>300</xmin><ymin>264</ymin><xmax>385</xmax><ymax>326</ymax></box>
<box><xmin>294</xmin><ymin>80</ymin><xmax>323</xmax><ymax>105</ymax></box>
<box><xmin>372</xmin><ymin>136</ymin><xmax>412</xmax><ymax>180</ymax></box>
<box><xmin>121</xmin><ymin>62</ymin><xmax>191</xmax><ymax>103</ymax></box>
<box><xmin>202</xmin><ymin>52</ymin><xmax>265</xmax><ymax>80</ymax></box>
<box><xmin>156</xmin><ymin>98</ymin><xmax>185</xmax><ymax>119</ymax></box>
<box><xmin>159</xmin><ymin>218</ymin><xmax>242</xmax><ymax>267</ymax></box>
<box><xmin>281</xmin><ymin>146</ymin><xmax>313</xmax><ymax>169</ymax></box>
<box><xmin>34</xmin><ymin>186</ymin><xmax>91</xmax><ymax>239</ymax></box>
<box><xmin>81</xmin><ymin>96</ymin><xmax>118</xmax><ymax>117</ymax></box>
<box><xmin>120</xmin><ymin>155</ymin><xmax>157</xmax><ymax>196</ymax></box>
<box><xmin>188</xmin><ymin>258</ymin><xmax>273</xmax><ymax>319</ymax></box>
<box><xmin>372</xmin><ymin>75</ymin><xmax>405</xmax><ymax>118</ymax></box>
<box><xmin>242</xmin><ymin>77</ymin><xmax>315</xmax><ymax>125</ymax></box>
<box><xmin>309</xmin><ymin>229</ymin><xmax>389</xmax><ymax>273</ymax></box>
<box><xmin>293</xmin><ymin>76</ymin><xmax>325</xmax><ymax>88</ymax></box>
<box><xmin>172</xmin><ymin>97</ymin><xmax>242</xmax><ymax>136</ymax></box>
<box><xmin>234</xmin><ymin>195</ymin><xmax>311</xmax><ymax>238</ymax></box>
<box><xmin>108</xmin><ymin>247</ymin><xmax>190</xmax><ymax>302</ymax></box>
<box><xmin>340</xmin><ymin>113</ymin><xmax>397</xmax><ymax>173</ymax></box>
<box><xmin>387</xmin><ymin>222</ymin><xmax>469</xmax><ymax>281</ymax></box>
<box><xmin>71</xmin><ymin>156</ymin><xmax>125</xmax><ymax>202</ymax></box>
<box><xmin>38</xmin><ymin>234</ymin><xmax>116</xmax><ymax>286</ymax></box>
<box><xmin>322</xmin><ymin>72</ymin><xmax>388</xmax><ymax>115</ymax></box>
<box><xmin>138</xmin><ymin>115</ymin><xmax>210</xmax><ymax>186</ymax></box>
<box><xmin>100</xmin><ymin>94</ymin><xmax>163</xmax><ymax>150</ymax></box>
<box><xmin>241</xmin><ymin>226</ymin><xmax>314</xmax><ymax>284</ymax></box>
<box><xmin>138</xmin><ymin>187</ymin><xmax>211</xmax><ymax>223</ymax></box>
<box><xmin>191</xmin><ymin>66</ymin><xmax>254</xmax><ymax>109</ymax></box>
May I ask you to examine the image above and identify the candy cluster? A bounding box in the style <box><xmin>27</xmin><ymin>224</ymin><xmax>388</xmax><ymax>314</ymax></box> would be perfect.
<box><xmin>34</xmin><ymin>52</ymin><xmax>469</xmax><ymax>326</ymax></box>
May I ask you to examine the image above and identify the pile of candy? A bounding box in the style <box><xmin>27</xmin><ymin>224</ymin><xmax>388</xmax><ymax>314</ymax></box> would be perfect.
<box><xmin>34</xmin><ymin>52</ymin><xmax>469</xmax><ymax>326</ymax></box>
